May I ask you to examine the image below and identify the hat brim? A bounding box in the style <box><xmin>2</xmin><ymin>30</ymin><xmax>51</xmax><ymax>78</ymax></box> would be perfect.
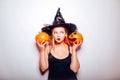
<box><xmin>42</xmin><ymin>23</ymin><xmax>77</xmax><ymax>35</ymax></box>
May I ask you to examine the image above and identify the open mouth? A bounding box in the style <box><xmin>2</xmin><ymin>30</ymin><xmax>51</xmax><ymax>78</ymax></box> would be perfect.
<box><xmin>69</xmin><ymin>38</ymin><xmax>76</xmax><ymax>41</ymax></box>
<box><xmin>57</xmin><ymin>38</ymin><xmax>60</xmax><ymax>40</ymax></box>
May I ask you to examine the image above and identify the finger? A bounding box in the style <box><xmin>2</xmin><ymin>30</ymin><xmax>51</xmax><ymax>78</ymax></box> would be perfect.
<box><xmin>40</xmin><ymin>40</ymin><xmax>45</xmax><ymax>45</ymax></box>
<box><xmin>42</xmin><ymin>41</ymin><xmax>48</xmax><ymax>46</ymax></box>
<box><xmin>73</xmin><ymin>42</ymin><xmax>75</xmax><ymax>46</ymax></box>
<box><xmin>45</xmin><ymin>41</ymin><xmax>49</xmax><ymax>46</ymax></box>
<box><xmin>77</xmin><ymin>41</ymin><xmax>81</xmax><ymax>45</ymax></box>
<box><xmin>79</xmin><ymin>41</ymin><xmax>83</xmax><ymax>45</ymax></box>
<box><xmin>36</xmin><ymin>40</ymin><xmax>46</xmax><ymax>48</ymax></box>
<box><xmin>74</xmin><ymin>42</ymin><xmax>81</xmax><ymax>47</ymax></box>
<box><xmin>73</xmin><ymin>42</ymin><xmax>77</xmax><ymax>46</ymax></box>
<box><xmin>36</xmin><ymin>40</ymin><xmax>41</xmax><ymax>46</ymax></box>
<box><xmin>36</xmin><ymin>40</ymin><xmax>39</xmax><ymax>44</ymax></box>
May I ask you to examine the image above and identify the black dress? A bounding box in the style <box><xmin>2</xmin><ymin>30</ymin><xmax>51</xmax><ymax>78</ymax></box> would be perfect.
<box><xmin>48</xmin><ymin>48</ymin><xmax>78</xmax><ymax>80</ymax></box>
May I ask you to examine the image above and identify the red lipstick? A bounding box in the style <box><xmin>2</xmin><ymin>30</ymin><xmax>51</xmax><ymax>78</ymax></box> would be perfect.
<box><xmin>57</xmin><ymin>38</ymin><xmax>60</xmax><ymax>40</ymax></box>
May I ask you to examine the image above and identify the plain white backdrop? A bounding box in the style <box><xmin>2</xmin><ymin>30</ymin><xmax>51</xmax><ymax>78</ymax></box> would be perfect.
<box><xmin>0</xmin><ymin>0</ymin><xmax>120</xmax><ymax>80</ymax></box>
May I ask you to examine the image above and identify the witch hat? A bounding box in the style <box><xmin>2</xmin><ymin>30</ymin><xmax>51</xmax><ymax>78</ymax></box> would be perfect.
<box><xmin>42</xmin><ymin>8</ymin><xmax>77</xmax><ymax>35</ymax></box>
<box><xmin>53</xmin><ymin>8</ymin><xmax>65</xmax><ymax>25</ymax></box>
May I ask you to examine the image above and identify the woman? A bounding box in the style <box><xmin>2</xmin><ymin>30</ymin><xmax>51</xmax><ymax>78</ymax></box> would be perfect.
<box><xmin>36</xmin><ymin>8</ymin><xmax>82</xmax><ymax>80</ymax></box>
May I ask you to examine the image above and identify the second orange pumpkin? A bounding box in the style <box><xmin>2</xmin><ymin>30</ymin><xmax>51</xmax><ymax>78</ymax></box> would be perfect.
<box><xmin>69</xmin><ymin>31</ymin><xmax>83</xmax><ymax>44</ymax></box>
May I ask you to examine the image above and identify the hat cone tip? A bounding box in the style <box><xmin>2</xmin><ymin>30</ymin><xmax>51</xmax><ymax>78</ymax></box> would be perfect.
<box><xmin>57</xmin><ymin>7</ymin><xmax>60</xmax><ymax>12</ymax></box>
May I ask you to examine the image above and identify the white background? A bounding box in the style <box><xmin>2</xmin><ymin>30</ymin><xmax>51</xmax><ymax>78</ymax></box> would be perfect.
<box><xmin>0</xmin><ymin>0</ymin><xmax>120</xmax><ymax>80</ymax></box>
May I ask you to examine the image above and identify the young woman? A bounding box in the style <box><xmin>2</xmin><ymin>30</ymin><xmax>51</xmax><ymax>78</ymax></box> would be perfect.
<box><xmin>36</xmin><ymin>8</ymin><xmax>82</xmax><ymax>80</ymax></box>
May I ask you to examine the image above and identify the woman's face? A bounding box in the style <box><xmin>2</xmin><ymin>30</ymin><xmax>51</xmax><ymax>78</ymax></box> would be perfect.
<box><xmin>52</xmin><ymin>27</ymin><xmax>67</xmax><ymax>44</ymax></box>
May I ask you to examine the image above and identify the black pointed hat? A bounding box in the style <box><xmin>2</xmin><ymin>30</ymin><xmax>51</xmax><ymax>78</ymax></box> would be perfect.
<box><xmin>42</xmin><ymin>8</ymin><xmax>77</xmax><ymax>35</ymax></box>
<box><xmin>53</xmin><ymin>8</ymin><xmax>65</xmax><ymax>25</ymax></box>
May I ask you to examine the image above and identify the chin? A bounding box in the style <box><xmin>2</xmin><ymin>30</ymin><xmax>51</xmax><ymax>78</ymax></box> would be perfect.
<box><xmin>55</xmin><ymin>40</ymin><xmax>63</xmax><ymax>44</ymax></box>
<box><xmin>56</xmin><ymin>41</ymin><xmax>62</xmax><ymax>44</ymax></box>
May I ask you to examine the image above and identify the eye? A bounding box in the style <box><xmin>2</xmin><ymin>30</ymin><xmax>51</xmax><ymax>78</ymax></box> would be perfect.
<box><xmin>54</xmin><ymin>31</ymin><xmax>57</xmax><ymax>34</ymax></box>
<box><xmin>60</xmin><ymin>31</ymin><xmax>64</xmax><ymax>34</ymax></box>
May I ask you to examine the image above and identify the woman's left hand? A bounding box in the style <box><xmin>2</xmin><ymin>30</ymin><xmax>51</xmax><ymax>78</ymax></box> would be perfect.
<box><xmin>72</xmin><ymin>41</ymin><xmax>82</xmax><ymax>51</ymax></box>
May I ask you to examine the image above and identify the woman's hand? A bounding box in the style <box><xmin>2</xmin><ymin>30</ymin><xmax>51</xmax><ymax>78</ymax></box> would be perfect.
<box><xmin>72</xmin><ymin>41</ymin><xmax>82</xmax><ymax>51</ymax></box>
<box><xmin>36</xmin><ymin>40</ymin><xmax>49</xmax><ymax>52</ymax></box>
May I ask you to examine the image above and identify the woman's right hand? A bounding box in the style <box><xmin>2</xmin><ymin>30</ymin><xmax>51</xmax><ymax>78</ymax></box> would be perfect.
<box><xmin>36</xmin><ymin>40</ymin><xmax>49</xmax><ymax>52</ymax></box>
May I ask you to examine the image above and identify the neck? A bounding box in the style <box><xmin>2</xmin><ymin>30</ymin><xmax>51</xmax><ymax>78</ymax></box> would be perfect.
<box><xmin>53</xmin><ymin>42</ymin><xmax>67</xmax><ymax>52</ymax></box>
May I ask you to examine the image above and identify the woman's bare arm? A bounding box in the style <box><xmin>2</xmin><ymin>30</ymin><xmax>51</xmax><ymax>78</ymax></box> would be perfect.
<box><xmin>70</xmin><ymin>42</ymin><xmax>82</xmax><ymax>73</ymax></box>
<box><xmin>36</xmin><ymin>41</ymin><xmax>49</xmax><ymax>72</ymax></box>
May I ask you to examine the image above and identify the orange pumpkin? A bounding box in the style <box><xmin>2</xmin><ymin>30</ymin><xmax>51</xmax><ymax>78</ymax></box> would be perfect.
<box><xmin>35</xmin><ymin>32</ymin><xmax>49</xmax><ymax>43</ymax></box>
<box><xmin>69</xmin><ymin>31</ymin><xmax>83</xmax><ymax>44</ymax></box>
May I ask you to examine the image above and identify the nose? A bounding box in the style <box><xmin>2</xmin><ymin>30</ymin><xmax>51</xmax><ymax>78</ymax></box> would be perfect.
<box><xmin>57</xmin><ymin>33</ymin><xmax>61</xmax><ymax>37</ymax></box>
<box><xmin>55</xmin><ymin>32</ymin><xmax>63</xmax><ymax>37</ymax></box>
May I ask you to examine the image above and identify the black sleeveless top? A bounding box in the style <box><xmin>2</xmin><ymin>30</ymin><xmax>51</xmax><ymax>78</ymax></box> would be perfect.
<box><xmin>48</xmin><ymin>47</ymin><xmax>77</xmax><ymax>80</ymax></box>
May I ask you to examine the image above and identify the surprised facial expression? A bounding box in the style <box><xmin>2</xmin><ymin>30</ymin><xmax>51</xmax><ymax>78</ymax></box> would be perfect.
<box><xmin>52</xmin><ymin>27</ymin><xmax>67</xmax><ymax>44</ymax></box>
